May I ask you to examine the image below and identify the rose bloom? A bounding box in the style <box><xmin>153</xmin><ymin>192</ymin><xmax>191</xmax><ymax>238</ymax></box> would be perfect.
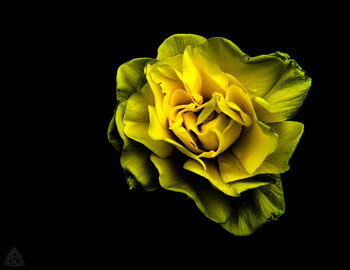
<box><xmin>108</xmin><ymin>34</ymin><xmax>311</xmax><ymax>236</ymax></box>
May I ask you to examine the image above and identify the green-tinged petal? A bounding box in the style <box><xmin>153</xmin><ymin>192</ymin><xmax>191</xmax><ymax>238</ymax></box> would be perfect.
<box><xmin>123</xmin><ymin>84</ymin><xmax>154</xmax><ymax>123</ymax></box>
<box><xmin>150</xmin><ymin>154</ymin><xmax>231</xmax><ymax>223</ymax></box>
<box><xmin>115</xmin><ymin>101</ymin><xmax>158</xmax><ymax>191</ymax></box>
<box><xmin>115</xmin><ymin>101</ymin><xmax>130</xmax><ymax>147</ymax></box>
<box><xmin>120</xmin><ymin>143</ymin><xmax>158</xmax><ymax>191</ymax></box>
<box><xmin>256</xmin><ymin>121</ymin><xmax>304</xmax><ymax>174</ymax></box>
<box><xmin>200</xmin><ymin>38</ymin><xmax>311</xmax><ymax>118</ymax></box>
<box><xmin>263</xmin><ymin>58</ymin><xmax>311</xmax><ymax>118</ymax></box>
<box><xmin>116</xmin><ymin>58</ymin><xmax>152</xmax><ymax>104</ymax></box>
<box><xmin>157</xmin><ymin>34</ymin><xmax>207</xmax><ymax>60</ymax></box>
<box><xmin>252</xmin><ymin>97</ymin><xmax>287</xmax><ymax>123</ymax></box>
<box><xmin>221</xmin><ymin>174</ymin><xmax>285</xmax><ymax>236</ymax></box>
<box><xmin>184</xmin><ymin>158</ymin><xmax>272</xmax><ymax>197</ymax></box>
<box><xmin>107</xmin><ymin>112</ymin><xmax>122</xmax><ymax>152</ymax></box>
<box><xmin>199</xmin><ymin>37</ymin><xmax>284</xmax><ymax>97</ymax></box>
<box><xmin>184</xmin><ymin>158</ymin><xmax>241</xmax><ymax>197</ymax></box>
<box><xmin>231</xmin><ymin>121</ymin><xmax>278</xmax><ymax>174</ymax></box>
<box><xmin>218</xmin><ymin>151</ymin><xmax>252</xmax><ymax>182</ymax></box>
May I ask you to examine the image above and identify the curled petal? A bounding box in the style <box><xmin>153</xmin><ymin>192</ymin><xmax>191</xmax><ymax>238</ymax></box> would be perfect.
<box><xmin>231</xmin><ymin>121</ymin><xmax>278</xmax><ymax>174</ymax></box>
<box><xmin>252</xmin><ymin>97</ymin><xmax>287</xmax><ymax>123</ymax></box>
<box><xmin>150</xmin><ymin>154</ymin><xmax>231</xmax><ymax>223</ymax></box>
<box><xmin>157</xmin><ymin>34</ymin><xmax>207</xmax><ymax>59</ymax></box>
<box><xmin>148</xmin><ymin>105</ymin><xmax>206</xmax><ymax>169</ymax></box>
<box><xmin>184</xmin><ymin>159</ymin><xmax>272</xmax><ymax>197</ymax></box>
<box><xmin>116</xmin><ymin>58</ymin><xmax>152</xmax><ymax>104</ymax></box>
<box><xmin>256</xmin><ymin>121</ymin><xmax>304</xmax><ymax>174</ymax></box>
<box><xmin>116</xmin><ymin>101</ymin><xmax>158</xmax><ymax>190</ymax></box>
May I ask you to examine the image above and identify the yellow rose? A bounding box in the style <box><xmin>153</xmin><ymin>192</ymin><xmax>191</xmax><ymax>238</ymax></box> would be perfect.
<box><xmin>108</xmin><ymin>34</ymin><xmax>311</xmax><ymax>236</ymax></box>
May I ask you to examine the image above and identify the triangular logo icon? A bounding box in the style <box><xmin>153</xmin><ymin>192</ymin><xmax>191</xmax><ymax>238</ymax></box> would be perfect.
<box><xmin>3</xmin><ymin>247</ymin><xmax>25</xmax><ymax>268</ymax></box>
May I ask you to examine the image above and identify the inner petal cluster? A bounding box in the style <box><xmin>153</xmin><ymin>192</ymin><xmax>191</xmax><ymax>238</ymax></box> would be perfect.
<box><xmin>147</xmin><ymin>45</ymin><xmax>256</xmax><ymax>158</ymax></box>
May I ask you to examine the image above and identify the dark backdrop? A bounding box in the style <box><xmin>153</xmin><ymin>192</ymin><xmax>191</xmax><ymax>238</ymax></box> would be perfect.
<box><xmin>1</xmin><ymin>4</ymin><xmax>347</xmax><ymax>268</ymax></box>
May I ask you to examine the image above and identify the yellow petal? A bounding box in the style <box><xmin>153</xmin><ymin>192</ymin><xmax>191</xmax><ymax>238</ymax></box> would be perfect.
<box><xmin>146</xmin><ymin>64</ymin><xmax>168</xmax><ymax>127</ymax></box>
<box><xmin>123</xmin><ymin>84</ymin><xmax>154</xmax><ymax>123</ymax></box>
<box><xmin>231</xmin><ymin>121</ymin><xmax>278</xmax><ymax>174</ymax></box>
<box><xmin>124</xmin><ymin>121</ymin><xmax>174</xmax><ymax>158</ymax></box>
<box><xmin>214</xmin><ymin>93</ymin><xmax>251</xmax><ymax>126</ymax></box>
<box><xmin>225</xmin><ymin>84</ymin><xmax>256</xmax><ymax>121</ymax></box>
<box><xmin>192</xmin><ymin>47</ymin><xmax>228</xmax><ymax>101</ymax></box>
<box><xmin>184</xmin><ymin>158</ymin><xmax>273</xmax><ymax>197</ymax></box>
<box><xmin>182</xmin><ymin>46</ymin><xmax>203</xmax><ymax>104</ymax></box>
<box><xmin>256</xmin><ymin>121</ymin><xmax>304</xmax><ymax>174</ymax></box>
<box><xmin>184</xmin><ymin>158</ymin><xmax>240</xmax><ymax>197</ymax></box>
<box><xmin>218</xmin><ymin>151</ymin><xmax>251</xmax><ymax>182</ymax></box>
<box><xmin>148</xmin><ymin>105</ymin><xmax>206</xmax><ymax>169</ymax></box>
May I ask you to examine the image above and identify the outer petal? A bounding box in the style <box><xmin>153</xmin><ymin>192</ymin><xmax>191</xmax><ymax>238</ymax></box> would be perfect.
<box><xmin>200</xmin><ymin>38</ymin><xmax>311</xmax><ymax>118</ymax></box>
<box><xmin>150</xmin><ymin>154</ymin><xmax>231</xmax><ymax>224</ymax></box>
<box><xmin>256</xmin><ymin>121</ymin><xmax>304</xmax><ymax>174</ymax></box>
<box><xmin>263</xmin><ymin>58</ymin><xmax>311</xmax><ymax>119</ymax></box>
<box><xmin>231</xmin><ymin>121</ymin><xmax>279</xmax><ymax>174</ymax></box>
<box><xmin>116</xmin><ymin>101</ymin><xmax>158</xmax><ymax>191</ymax></box>
<box><xmin>157</xmin><ymin>34</ymin><xmax>207</xmax><ymax>59</ymax></box>
<box><xmin>184</xmin><ymin>159</ymin><xmax>273</xmax><ymax>197</ymax></box>
<box><xmin>116</xmin><ymin>58</ymin><xmax>152</xmax><ymax>104</ymax></box>
<box><xmin>221</xmin><ymin>174</ymin><xmax>285</xmax><ymax>236</ymax></box>
<box><xmin>107</xmin><ymin>113</ymin><xmax>122</xmax><ymax>152</ymax></box>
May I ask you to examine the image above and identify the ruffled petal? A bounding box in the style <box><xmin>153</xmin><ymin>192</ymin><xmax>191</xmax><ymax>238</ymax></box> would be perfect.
<box><xmin>150</xmin><ymin>154</ymin><xmax>231</xmax><ymax>223</ymax></box>
<box><xmin>221</xmin><ymin>174</ymin><xmax>285</xmax><ymax>236</ymax></box>
<box><xmin>148</xmin><ymin>105</ymin><xmax>205</xmax><ymax>169</ymax></box>
<box><xmin>116</xmin><ymin>58</ymin><xmax>152</xmax><ymax>104</ymax></box>
<box><xmin>123</xmin><ymin>84</ymin><xmax>154</xmax><ymax>123</ymax></box>
<box><xmin>256</xmin><ymin>121</ymin><xmax>304</xmax><ymax>174</ymax></box>
<box><xmin>157</xmin><ymin>34</ymin><xmax>207</xmax><ymax>59</ymax></box>
<box><xmin>200</xmin><ymin>38</ymin><xmax>311</xmax><ymax>118</ymax></box>
<box><xmin>184</xmin><ymin>158</ymin><xmax>272</xmax><ymax>197</ymax></box>
<box><xmin>124</xmin><ymin>121</ymin><xmax>174</xmax><ymax>158</ymax></box>
<box><xmin>218</xmin><ymin>151</ymin><xmax>251</xmax><ymax>182</ymax></box>
<box><xmin>231</xmin><ymin>121</ymin><xmax>278</xmax><ymax>174</ymax></box>
<box><xmin>116</xmin><ymin>101</ymin><xmax>158</xmax><ymax>191</ymax></box>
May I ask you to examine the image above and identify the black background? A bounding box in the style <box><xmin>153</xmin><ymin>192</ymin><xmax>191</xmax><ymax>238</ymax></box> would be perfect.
<box><xmin>1</xmin><ymin>4</ymin><xmax>348</xmax><ymax>268</ymax></box>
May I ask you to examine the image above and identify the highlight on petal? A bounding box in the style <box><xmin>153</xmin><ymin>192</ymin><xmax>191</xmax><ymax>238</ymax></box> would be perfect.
<box><xmin>221</xmin><ymin>174</ymin><xmax>285</xmax><ymax>236</ymax></box>
<box><xmin>116</xmin><ymin>58</ymin><xmax>152</xmax><ymax>104</ymax></box>
<box><xmin>252</xmin><ymin>96</ymin><xmax>287</xmax><ymax>123</ymax></box>
<box><xmin>150</xmin><ymin>154</ymin><xmax>231</xmax><ymax>223</ymax></box>
<box><xmin>231</xmin><ymin>121</ymin><xmax>278</xmax><ymax>174</ymax></box>
<box><xmin>123</xmin><ymin>84</ymin><xmax>154</xmax><ymax>123</ymax></box>
<box><xmin>157</xmin><ymin>34</ymin><xmax>207</xmax><ymax>60</ymax></box>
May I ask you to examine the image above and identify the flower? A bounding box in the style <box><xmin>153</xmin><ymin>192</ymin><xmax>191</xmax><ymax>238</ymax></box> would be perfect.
<box><xmin>108</xmin><ymin>34</ymin><xmax>311</xmax><ymax>236</ymax></box>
